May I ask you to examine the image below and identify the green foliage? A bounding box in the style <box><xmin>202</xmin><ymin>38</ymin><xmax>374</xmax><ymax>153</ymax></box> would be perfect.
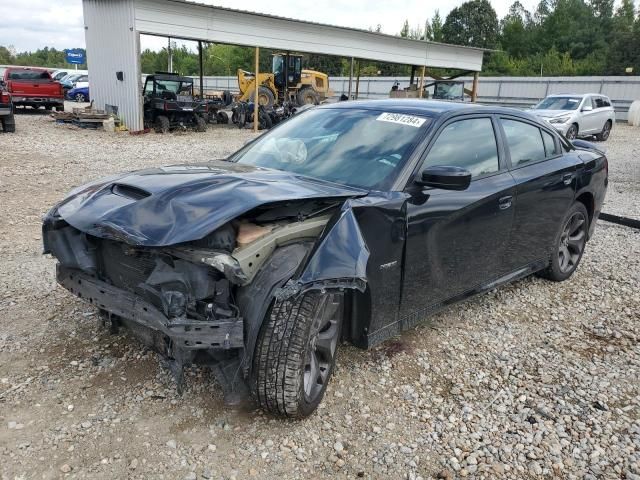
<box><xmin>3</xmin><ymin>0</ymin><xmax>640</xmax><ymax>80</ymax></box>
<box><xmin>442</xmin><ymin>0</ymin><xmax>500</xmax><ymax>48</ymax></box>
<box><xmin>0</xmin><ymin>46</ymin><xmax>87</xmax><ymax>69</ymax></box>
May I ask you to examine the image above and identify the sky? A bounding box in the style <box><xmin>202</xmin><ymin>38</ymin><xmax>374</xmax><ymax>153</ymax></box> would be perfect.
<box><xmin>0</xmin><ymin>0</ymin><xmax>539</xmax><ymax>53</ymax></box>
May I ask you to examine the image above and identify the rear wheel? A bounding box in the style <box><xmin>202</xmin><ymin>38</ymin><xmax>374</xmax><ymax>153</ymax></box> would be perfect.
<box><xmin>538</xmin><ymin>202</ymin><xmax>588</xmax><ymax>282</ymax></box>
<box><xmin>75</xmin><ymin>93</ymin><xmax>86</xmax><ymax>103</ymax></box>
<box><xmin>595</xmin><ymin>120</ymin><xmax>612</xmax><ymax>141</ymax></box>
<box><xmin>195</xmin><ymin>115</ymin><xmax>207</xmax><ymax>132</ymax></box>
<box><xmin>257</xmin><ymin>86</ymin><xmax>275</xmax><ymax>109</ymax></box>
<box><xmin>296</xmin><ymin>87</ymin><xmax>319</xmax><ymax>106</ymax></box>
<box><xmin>154</xmin><ymin>115</ymin><xmax>170</xmax><ymax>134</ymax></box>
<box><xmin>565</xmin><ymin>123</ymin><xmax>578</xmax><ymax>140</ymax></box>
<box><xmin>55</xmin><ymin>105</ymin><xmax>65</xmax><ymax>112</ymax></box>
<box><xmin>252</xmin><ymin>291</ymin><xmax>344</xmax><ymax>418</ymax></box>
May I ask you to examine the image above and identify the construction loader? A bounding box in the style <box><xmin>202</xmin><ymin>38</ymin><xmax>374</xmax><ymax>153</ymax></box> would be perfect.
<box><xmin>237</xmin><ymin>53</ymin><xmax>330</xmax><ymax>108</ymax></box>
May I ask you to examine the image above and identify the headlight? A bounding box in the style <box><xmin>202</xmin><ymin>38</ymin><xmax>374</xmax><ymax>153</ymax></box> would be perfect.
<box><xmin>549</xmin><ymin>116</ymin><xmax>570</xmax><ymax>124</ymax></box>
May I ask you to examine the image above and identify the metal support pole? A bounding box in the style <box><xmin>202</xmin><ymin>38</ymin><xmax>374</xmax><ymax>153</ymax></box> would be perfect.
<box><xmin>355</xmin><ymin>60</ymin><xmax>361</xmax><ymax>100</ymax></box>
<box><xmin>410</xmin><ymin>65</ymin><xmax>416</xmax><ymax>87</ymax></box>
<box><xmin>418</xmin><ymin>66</ymin><xmax>425</xmax><ymax>98</ymax></box>
<box><xmin>254</xmin><ymin>47</ymin><xmax>259</xmax><ymax>133</ymax></box>
<box><xmin>348</xmin><ymin>57</ymin><xmax>354</xmax><ymax>99</ymax></box>
<box><xmin>471</xmin><ymin>72</ymin><xmax>479</xmax><ymax>102</ymax></box>
<box><xmin>198</xmin><ymin>40</ymin><xmax>204</xmax><ymax>98</ymax></box>
<box><xmin>167</xmin><ymin>37</ymin><xmax>172</xmax><ymax>72</ymax></box>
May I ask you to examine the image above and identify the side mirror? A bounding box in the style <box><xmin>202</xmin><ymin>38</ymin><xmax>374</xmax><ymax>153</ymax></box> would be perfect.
<box><xmin>582</xmin><ymin>105</ymin><xmax>593</xmax><ymax>112</ymax></box>
<box><xmin>417</xmin><ymin>166</ymin><xmax>472</xmax><ymax>191</ymax></box>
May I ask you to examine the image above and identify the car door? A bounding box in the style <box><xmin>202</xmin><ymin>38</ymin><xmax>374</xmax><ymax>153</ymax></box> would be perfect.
<box><xmin>593</xmin><ymin>96</ymin><xmax>612</xmax><ymax>131</ymax></box>
<box><xmin>498</xmin><ymin>116</ymin><xmax>580</xmax><ymax>271</ymax></box>
<box><xmin>400</xmin><ymin>115</ymin><xmax>517</xmax><ymax>321</ymax></box>
<box><xmin>581</xmin><ymin>96</ymin><xmax>602</xmax><ymax>134</ymax></box>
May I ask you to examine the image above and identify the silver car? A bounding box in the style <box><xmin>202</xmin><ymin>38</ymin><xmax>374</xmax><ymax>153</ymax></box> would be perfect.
<box><xmin>528</xmin><ymin>94</ymin><xmax>615</xmax><ymax>141</ymax></box>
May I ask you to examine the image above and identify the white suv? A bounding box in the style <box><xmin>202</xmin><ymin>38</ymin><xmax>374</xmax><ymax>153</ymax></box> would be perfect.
<box><xmin>528</xmin><ymin>94</ymin><xmax>615</xmax><ymax>141</ymax></box>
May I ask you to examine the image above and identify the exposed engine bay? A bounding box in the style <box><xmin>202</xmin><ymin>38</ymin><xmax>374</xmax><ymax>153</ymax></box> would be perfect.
<box><xmin>43</xmin><ymin>198</ymin><xmax>345</xmax><ymax>399</ymax></box>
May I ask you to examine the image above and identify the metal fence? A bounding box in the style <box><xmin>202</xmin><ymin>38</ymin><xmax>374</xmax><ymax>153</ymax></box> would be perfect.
<box><xmin>192</xmin><ymin>75</ymin><xmax>640</xmax><ymax>122</ymax></box>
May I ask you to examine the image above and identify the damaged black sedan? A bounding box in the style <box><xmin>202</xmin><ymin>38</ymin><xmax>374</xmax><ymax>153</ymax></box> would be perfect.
<box><xmin>43</xmin><ymin>100</ymin><xmax>608</xmax><ymax>417</ymax></box>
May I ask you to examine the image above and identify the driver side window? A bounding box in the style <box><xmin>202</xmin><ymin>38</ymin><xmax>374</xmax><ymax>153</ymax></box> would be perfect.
<box><xmin>422</xmin><ymin>118</ymin><xmax>499</xmax><ymax>178</ymax></box>
<box><xmin>143</xmin><ymin>80</ymin><xmax>154</xmax><ymax>96</ymax></box>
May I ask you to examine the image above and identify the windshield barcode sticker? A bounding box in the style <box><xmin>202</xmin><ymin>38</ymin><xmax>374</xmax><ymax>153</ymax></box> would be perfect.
<box><xmin>376</xmin><ymin>112</ymin><xmax>426</xmax><ymax>128</ymax></box>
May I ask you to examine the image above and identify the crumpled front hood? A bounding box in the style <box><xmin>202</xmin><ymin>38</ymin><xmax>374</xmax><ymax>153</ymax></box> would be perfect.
<box><xmin>55</xmin><ymin>160</ymin><xmax>366</xmax><ymax>246</ymax></box>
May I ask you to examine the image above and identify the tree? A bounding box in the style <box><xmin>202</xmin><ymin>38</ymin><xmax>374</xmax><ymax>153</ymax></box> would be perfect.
<box><xmin>431</xmin><ymin>10</ymin><xmax>444</xmax><ymax>42</ymax></box>
<box><xmin>400</xmin><ymin>20</ymin><xmax>410</xmax><ymax>38</ymax></box>
<box><xmin>442</xmin><ymin>0</ymin><xmax>499</xmax><ymax>48</ymax></box>
<box><xmin>500</xmin><ymin>2</ymin><xmax>535</xmax><ymax>58</ymax></box>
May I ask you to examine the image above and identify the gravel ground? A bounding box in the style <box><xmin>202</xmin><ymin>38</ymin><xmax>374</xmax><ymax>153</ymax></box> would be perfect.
<box><xmin>0</xmin><ymin>108</ymin><xmax>639</xmax><ymax>480</ymax></box>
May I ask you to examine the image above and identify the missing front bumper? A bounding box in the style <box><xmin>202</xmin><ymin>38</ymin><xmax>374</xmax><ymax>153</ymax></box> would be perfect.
<box><xmin>56</xmin><ymin>265</ymin><xmax>244</xmax><ymax>350</ymax></box>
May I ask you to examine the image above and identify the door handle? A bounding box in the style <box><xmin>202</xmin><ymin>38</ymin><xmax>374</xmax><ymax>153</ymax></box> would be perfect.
<box><xmin>562</xmin><ymin>173</ymin><xmax>573</xmax><ymax>185</ymax></box>
<box><xmin>498</xmin><ymin>195</ymin><xmax>513</xmax><ymax>210</ymax></box>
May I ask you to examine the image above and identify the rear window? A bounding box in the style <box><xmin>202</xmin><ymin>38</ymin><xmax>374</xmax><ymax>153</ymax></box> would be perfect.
<box><xmin>7</xmin><ymin>69</ymin><xmax>50</xmax><ymax>80</ymax></box>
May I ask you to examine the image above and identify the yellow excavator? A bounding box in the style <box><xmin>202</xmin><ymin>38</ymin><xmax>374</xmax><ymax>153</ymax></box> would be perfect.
<box><xmin>237</xmin><ymin>53</ymin><xmax>330</xmax><ymax>108</ymax></box>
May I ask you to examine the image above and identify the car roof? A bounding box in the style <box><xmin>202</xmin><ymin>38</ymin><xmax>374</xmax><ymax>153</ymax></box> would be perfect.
<box><xmin>318</xmin><ymin>98</ymin><xmax>541</xmax><ymax>121</ymax></box>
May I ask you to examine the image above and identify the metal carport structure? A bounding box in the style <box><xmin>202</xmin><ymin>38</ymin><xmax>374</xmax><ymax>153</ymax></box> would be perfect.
<box><xmin>82</xmin><ymin>0</ymin><xmax>486</xmax><ymax>131</ymax></box>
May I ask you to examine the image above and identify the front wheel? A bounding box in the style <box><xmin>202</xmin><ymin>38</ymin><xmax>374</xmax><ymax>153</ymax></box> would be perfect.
<box><xmin>538</xmin><ymin>202</ymin><xmax>588</xmax><ymax>282</ymax></box>
<box><xmin>75</xmin><ymin>93</ymin><xmax>86</xmax><ymax>103</ymax></box>
<box><xmin>565</xmin><ymin>123</ymin><xmax>578</xmax><ymax>140</ymax></box>
<box><xmin>252</xmin><ymin>291</ymin><xmax>344</xmax><ymax>418</ymax></box>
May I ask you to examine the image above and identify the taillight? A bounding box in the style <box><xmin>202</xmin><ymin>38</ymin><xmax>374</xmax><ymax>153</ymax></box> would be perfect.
<box><xmin>0</xmin><ymin>91</ymin><xmax>9</xmax><ymax>103</ymax></box>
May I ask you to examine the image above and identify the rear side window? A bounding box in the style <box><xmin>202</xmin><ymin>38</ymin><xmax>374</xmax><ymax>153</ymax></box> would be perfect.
<box><xmin>501</xmin><ymin>119</ymin><xmax>546</xmax><ymax>167</ymax></box>
<box><xmin>594</xmin><ymin>97</ymin><xmax>607</xmax><ymax>108</ymax></box>
<box><xmin>541</xmin><ymin>130</ymin><xmax>560</xmax><ymax>156</ymax></box>
<box><xmin>422</xmin><ymin>118</ymin><xmax>499</xmax><ymax>178</ymax></box>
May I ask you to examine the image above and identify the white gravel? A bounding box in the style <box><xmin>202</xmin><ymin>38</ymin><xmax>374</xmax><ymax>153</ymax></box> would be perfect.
<box><xmin>0</xmin><ymin>110</ymin><xmax>639</xmax><ymax>479</ymax></box>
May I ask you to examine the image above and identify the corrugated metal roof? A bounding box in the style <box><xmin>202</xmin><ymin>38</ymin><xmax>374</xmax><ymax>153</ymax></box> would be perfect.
<box><xmin>169</xmin><ymin>0</ymin><xmax>490</xmax><ymax>53</ymax></box>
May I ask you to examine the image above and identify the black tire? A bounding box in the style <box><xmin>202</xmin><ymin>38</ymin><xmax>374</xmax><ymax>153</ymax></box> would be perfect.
<box><xmin>45</xmin><ymin>105</ymin><xmax>52</xmax><ymax>111</ymax></box>
<box><xmin>252</xmin><ymin>291</ymin><xmax>344</xmax><ymax>418</ymax></box>
<box><xmin>154</xmin><ymin>115</ymin><xmax>170</xmax><ymax>134</ymax></box>
<box><xmin>56</xmin><ymin>105</ymin><xmax>65</xmax><ymax>112</ymax></box>
<box><xmin>258</xmin><ymin>110</ymin><xmax>272</xmax><ymax>130</ymax></box>
<box><xmin>538</xmin><ymin>202</ymin><xmax>589</xmax><ymax>282</ymax></box>
<box><xmin>75</xmin><ymin>93</ymin><xmax>86</xmax><ymax>103</ymax></box>
<box><xmin>257</xmin><ymin>86</ymin><xmax>275</xmax><ymax>109</ymax></box>
<box><xmin>2</xmin><ymin>116</ymin><xmax>16</xmax><ymax>133</ymax></box>
<box><xmin>296</xmin><ymin>88</ymin><xmax>319</xmax><ymax>106</ymax></box>
<box><xmin>565</xmin><ymin>123</ymin><xmax>578</xmax><ymax>140</ymax></box>
<box><xmin>216</xmin><ymin>111</ymin><xmax>229</xmax><ymax>124</ymax></box>
<box><xmin>195</xmin><ymin>115</ymin><xmax>207</xmax><ymax>132</ymax></box>
<box><xmin>595</xmin><ymin>120</ymin><xmax>612</xmax><ymax>141</ymax></box>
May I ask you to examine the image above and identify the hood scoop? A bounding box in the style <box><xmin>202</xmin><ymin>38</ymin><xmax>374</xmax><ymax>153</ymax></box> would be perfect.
<box><xmin>111</xmin><ymin>183</ymin><xmax>151</xmax><ymax>200</ymax></box>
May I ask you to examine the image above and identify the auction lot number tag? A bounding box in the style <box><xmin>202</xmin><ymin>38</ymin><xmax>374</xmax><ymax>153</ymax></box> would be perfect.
<box><xmin>376</xmin><ymin>112</ymin><xmax>426</xmax><ymax>128</ymax></box>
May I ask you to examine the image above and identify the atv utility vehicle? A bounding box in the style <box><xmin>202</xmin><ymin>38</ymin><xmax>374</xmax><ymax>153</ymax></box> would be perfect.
<box><xmin>143</xmin><ymin>72</ymin><xmax>207</xmax><ymax>133</ymax></box>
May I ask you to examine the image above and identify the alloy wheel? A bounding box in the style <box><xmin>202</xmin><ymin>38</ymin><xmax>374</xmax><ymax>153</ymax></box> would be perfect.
<box><xmin>558</xmin><ymin>211</ymin><xmax>586</xmax><ymax>273</ymax></box>
<box><xmin>601</xmin><ymin>122</ymin><xmax>611</xmax><ymax>140</ymax></box>
<box><xmin>566</xmin><ymin>125</ymin><xmax>578</xmax><ymax>140</ymax></box>
<box><xmin>303</xmin><ymin>293</ymin><xmax>341</xmax><ymax>403</ymax></box>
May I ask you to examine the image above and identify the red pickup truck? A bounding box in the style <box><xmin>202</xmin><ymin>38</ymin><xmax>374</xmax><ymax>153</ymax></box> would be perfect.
<box><xmin>3</xmin><ymin>67</ymin><xmax>64</xmax><ymax>111</ymax></box>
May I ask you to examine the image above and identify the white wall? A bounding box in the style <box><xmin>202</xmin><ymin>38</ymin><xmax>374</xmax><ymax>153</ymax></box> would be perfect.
<box><xmin>83</xmin><ymin>0</ymin><xmax>143</xmax><ymax>131</ymax></box>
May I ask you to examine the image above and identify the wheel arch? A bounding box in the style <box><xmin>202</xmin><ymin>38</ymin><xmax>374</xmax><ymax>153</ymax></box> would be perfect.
<box><xmin>575</xmin><ymin>191</ymin><xmax>595</xmax><ymax>237</ymax></box>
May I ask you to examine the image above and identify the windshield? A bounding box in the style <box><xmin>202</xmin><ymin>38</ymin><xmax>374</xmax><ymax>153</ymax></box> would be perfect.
<box><xmin>535</xmin><ymin>96</ymin><xmax>582</xmax><ymax>110</ymax></box>
<box><xmin>230</xmin><ymin>108</ymin><xmax>431</xmax><ymax>190</ymax></box>
<box><xmin>434</xmin><ymin>82</ymin><xmax>464</xmax><ymax>100</ymax></box>
<box><xmin>155</xmin><ymin>80</ymin><xmax>193</xmax><ymax>96</ymax></box>
<box><xmin>8</xmin><ymin>69</ymin><xmax>50</xmax><ymax>80</ymax></box>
